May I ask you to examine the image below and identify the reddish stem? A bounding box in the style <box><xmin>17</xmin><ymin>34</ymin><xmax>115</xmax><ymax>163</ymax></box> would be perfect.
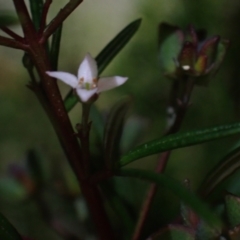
<box><xmin>41</xmin><ymin>0</ymin><xmax>83</xmax><ymax>43</ymax></box>
<box><xmin>132</xmin><ymin>151</ymin><xmax>170</xmax><ymax>240</ymax></box>
<box><xmin>11</xmin><ymin>0</ymin><xmax>115</xmax><ymax>239</ymax></box>
<box><xmin>0</xmin><ymin>35</ymin><xmax>27</xmax><ymax>50</ymax></box>
<box><xmin>12</xmin><ymin>0</ymin><xmax>36</xmax><ymax>40</ymax></box>
<box><xmin>39</xmin><ymin>0</ymin><xmax>53</xmax><ymax>35</ymax></box>
<box><xmin>0</xmin><ymin>27</ymin><xmax>25</xmax><ymax>42</ymax></box>
<box><xmin>132</xmin><ymin>78</ymin><xmax>195</xmax><ymax>240</ymax></box>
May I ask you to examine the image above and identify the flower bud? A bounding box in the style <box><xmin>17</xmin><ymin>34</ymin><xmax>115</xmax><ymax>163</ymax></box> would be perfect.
<box><xmin>158</xmin><ymin>23</ymin><xmax>229</xmax><ymax>83</ymax></box>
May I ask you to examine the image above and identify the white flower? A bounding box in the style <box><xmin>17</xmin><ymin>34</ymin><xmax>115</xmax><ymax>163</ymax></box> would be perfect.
<box><xmin>46</xmin><ymin>53</ymin><xmax>128</xmax><ymax>102</ymax></box>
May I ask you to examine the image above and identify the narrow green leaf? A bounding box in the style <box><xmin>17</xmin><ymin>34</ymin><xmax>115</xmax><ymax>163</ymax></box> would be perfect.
<box><xmin>96</xmin><ymin>19</ymin><xmax>141</xmax><ymax>74</ymax></box>
<box><xmin>64</xmin><ymin>19</ymin><xmax>142</xmax><ymax>112</ymax></box>
<box><xmin>50</xmin><ymin>24</ymin><xmax>63</xmax><ymax>70</ymax></box>
<box><xmin>0</xmin><ymin>12</ymin><xmax>18</xmax><ymax>27</ymax></box>
<box><xmin>104</xmin><ymin>97</ymin><xmax>131</xmax><ymax>169</ymax></box>
<box><xmin>29</xmin><ymin>0</ymin><xmax>44</xmax><ymax>30</ymax></box>
<box><xmin>0</xmin><ymin>212</ymin><xmax>22</xmax><ymax>240</ymax></box>
<box><xmin>117</xmin><ymin>168</ymin><xmax>222</xmax><ymax>227</ymax></box>
<box><xmin>200</xmin><ymin>145</ymin><xmax>240</xmax><ymax>197</ymax></box>
<box><xmin>118</xmin><ymin>122</ymin><xmax>240</xmax><ymax>167</ymax></box>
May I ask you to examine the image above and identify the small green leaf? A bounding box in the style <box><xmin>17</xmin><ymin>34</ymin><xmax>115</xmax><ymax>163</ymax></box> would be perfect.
<box><xmin>151</xmin><ymin>225</ymin><xmax>195</xmax><ymax>240</ymax></box>
<box><xmin>0</xmin><ymin>12</ymin><xmax>18</xmax><ymax>27</ymax></box>
<box><xmin>117</xmin><ymin>168</ymin><xmax>222</xmax><ymax>227</ymax></box>
<box><xmin>64</xmin><ymin>19</ymin><xmax>142</xmax><ymax>112</ymax></box>
<box><xmin>225</xmin><ymin>194</ymin><xmax>240</xmax><ymax>228</ymax></box>
<box><xmin>0</xmin><ymin>212</ymin><xmax>22</xmax><ymax>240</ymax></box>
<box><xmin>104</xmin><ymin>97</ymin><xmax>131</xmax><ymax>169</ymax></box>
<box><xmin>29</xmin><ymin>0</ymin><xmax>44</xmax><ymax>30</ymax></box>
<box><xmin>50</xmin><ymin>24</ymin><xmax>63</xmax><ymax>70</ymax></box>
<box><xmin>118</xmin><ymin>122</ymin><xmax>240</xmax><ymax>167</ymax></box>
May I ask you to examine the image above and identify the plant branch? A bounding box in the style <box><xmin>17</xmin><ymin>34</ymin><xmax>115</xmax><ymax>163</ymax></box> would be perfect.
<box><xmin>132</xmin><ymin>77</ymin><xmax>195</xmax><ymax>240</ymax></box>
<box><xmin>0</xmin><ymin>35</ymin><xmax>27</xmax><ymax>50</ymax></box>
<box><xmin>0</xmin><ymin>27</ymin><xmax>24</xmax><ymax>42</ymax></box>
<box><xmin>132</xmin><ymin>151</ymin><xmax>170</xmax><ymax>240</ymax></box>
<box><xmin>41</xmin><ymin>0</ymin><xmax>83</xmax><ymax>43</ymax></box>
<box><xmin>39</xmin><ymin>0</ymin><xmax>53</xmax><ymax>35</ymax></box>
<box><xmin>12</xmin><ymin>0</ymin><xmax>36</xmax><ymax>41</ymax></box>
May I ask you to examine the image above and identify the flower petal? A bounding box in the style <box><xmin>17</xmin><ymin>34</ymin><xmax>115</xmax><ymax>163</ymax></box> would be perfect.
<box><xmin>77</xmin><ymin>53</ymin><xmax>98</xmax><ymax>83</ymax></box>
<box><xmin>46</xmin><ymin>71</ymin><xmax>78</xmax><ymax>88</ymax></box>
<box><xmin>76</xmin><ymin>88</ymin><xmax>97</xmax><ymax>102</ymax></box>
<box><xmin>97</xmin><ymin>76</ymin><xmax>128</xmax><ymax>92</ymax></box>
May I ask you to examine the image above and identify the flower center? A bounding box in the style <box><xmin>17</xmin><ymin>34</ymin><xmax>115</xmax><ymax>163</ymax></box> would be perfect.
<box><xmin>78</xmin><ymin>78</ymin><xmax>97</xmax><ymax>90</ymax></box>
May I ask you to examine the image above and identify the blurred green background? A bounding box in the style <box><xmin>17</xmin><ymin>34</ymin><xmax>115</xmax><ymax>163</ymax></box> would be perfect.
<box><xmin>0</xmin><ymin>0</ymin><xmax>240</xmax><ymax>239</ymax></box>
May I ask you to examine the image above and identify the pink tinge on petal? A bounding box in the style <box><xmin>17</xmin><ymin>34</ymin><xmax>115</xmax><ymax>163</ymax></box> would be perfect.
<box><xmin>76</xmin><ymin>88</ymin><xmax>97</xmax><ymax>102</ymax></box>
<box><xmin>77</xmin><ymin>53</ymin><xmax>98</xmax><ymax>83</ymax></box>
<box><xmin>46</xmin><ymin>71</ymin><xmax>78</xmax><ymax>88</ymax></box>
<box><xmin>97</xmin><ymin>76</ymin><xmax>128</xmax><ymax>93</ymax></box>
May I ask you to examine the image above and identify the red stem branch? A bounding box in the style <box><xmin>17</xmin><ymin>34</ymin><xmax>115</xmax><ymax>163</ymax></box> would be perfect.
<box><xmin>41</xmin><ymin>0</ymin><xmax>83</xmax><ymax>43</ymax></box>
<box><xmin>132</xmin><ymin>78</ymin><xmax>195</xmax><ymax>240</ymax></box>
<box><xmin>12</xmin><ymin>0</ymin><xmax>36</xmax><ymax>41</ymax></box>
<box><xmin>11</xmin><ymin>0</ymin><xmax>115</xmax><ymax>238</ymax></box>
<box><xmin>39</xmin><ymin>0</ymin><xmax>53</xmax><ymax>35</ymax></box>
<box><xmin>0</xmin><ymin>35</ymin><xmax>27</xmax><ymax>50</ymax></box>
<box><xmin>0</xmin><ymin>27</ymin><xmax>25</xmax><ymax>42</ymax></box>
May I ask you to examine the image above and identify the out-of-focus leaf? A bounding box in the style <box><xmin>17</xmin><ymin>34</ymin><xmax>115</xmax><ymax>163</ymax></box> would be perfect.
<box><xmin>118</xmin><ymin>122</ymin><xmax>240</xmax><ymax>167</ymax></box>
<box><xmin>64</xmin><ymin>19</ymin><xmax>142</xmax><ymax>112</ymax></box>
<box><xmin>158</xmin><ymin>23</ymin><xmax>183</xmax><ymax>78</ymax></box>
<box><xmin>0</xmin><ymin>178</ymin><xmax>27</xmax><ymax>202</ymax></box>
<box><xmin>90</xmin><ymin>104</ymin><xmax>104</xmax><ymax>141</ymax></box>
<box><xmin>0</xmin><ymin>212</ymin><xmax>22</xmax><ymax>240</ymax></box>
<box><xmin>199</xmin><ymin>145</ymin><xmax>240</xmax><ymax>197</ymax></box>
<box><xmin>195</xmin><ymin>220</ymin><xmax>221</xmax><ymax>240</ymax></box>
<box><xmin>0</xmin><ymin>12</ymin><xmax>18</xmax><ymax>27</ymax></box>
<box><xmin>101</xmin><ymin>181</ymin><xmax>134</xmax><ymax>237</ymax></box>
<box><xmin>50</xmin><ymin>24</ymin><xmax>62</xmax><ymax>70</ymax></box>
<box><xmin>212</xmin><ymin>39</ymin><xmax>229</xmax><ymax>75</ymax></box>
<box><xmin>150</xmin><ymin>225</ymin><xmax>195</xmax><ymax>240</ymax></box>
<box><xmin>117</xmin><ymin>168</ymin><xmax>222</xmax><ymax>227</ymax></box>
<box><xmin>27</xmin><ymin>149</ymin><xmax>46</xmax><ymax>187</ymax></box>
<box><xmin>121</xmin><ymin>116</ymin><xmax>148</xmax><ymax>152</ymax></box>
<box><xmin>225</xmin><ymin>193</ymin><xmax>240</xmax><ymax>228</ymax></box>
<box><xmin>29</xmin><ymin>0</ymin><xmax>44</xmax><ymax>30</ymax></box>
<box><xmin>104</xmin><ymin>97</ymin><xmax>131</xmax><ymax>169</ymax></box>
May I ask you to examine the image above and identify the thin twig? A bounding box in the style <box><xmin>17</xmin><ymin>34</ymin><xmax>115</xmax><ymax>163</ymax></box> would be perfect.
<box><xmin>0</xmin><ymin>35</ymin><xmax>27</xmax><ymax>50</ymax></box>
<box><xmin>0</xmin><ymin>27</ymin><xmax>25</xmax><ymax>42</ymax></box>
<box><xmin>41</xmin><ymin>0</ymin><xmax>83</xmax><ymax>43</ymax></box>
<box><xmin>132</xmin><ymin>78</ymin><xmax>195</xmax><ymax>240</ymax></box>
<box><xmin>132</xmin><ymin>151</ymin><xmax>170</xmax><ymax>240</ymax></box>
<box><xmin>12</xmin><ymin>0</ymin><xmax>36</xmax><ymax>41</ymax></box>
<box><xmin>39</xmin><ymin>0</ymin><xmax>53</xmax><ymax>35</ymax></box>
